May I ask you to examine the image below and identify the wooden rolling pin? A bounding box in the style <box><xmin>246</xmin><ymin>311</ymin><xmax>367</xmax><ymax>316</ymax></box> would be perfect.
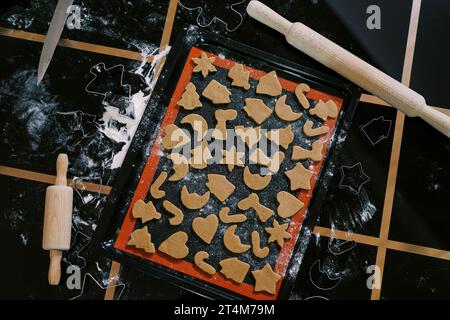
<box><xmin>247</xmin><ymin>1</ymin><xmax>450</xmax><ymax>138</ymax></box>
<box><xmin>42</xmin><ymin>154</ymin><xmax>73</xmax><ymax>285</ymax></box>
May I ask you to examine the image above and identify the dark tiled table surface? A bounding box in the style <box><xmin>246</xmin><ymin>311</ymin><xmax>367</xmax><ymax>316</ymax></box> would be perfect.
<box><xmin>0</xmin><ymin>0</ymin><xmax>448</xmax><ymax>300</ymax></box>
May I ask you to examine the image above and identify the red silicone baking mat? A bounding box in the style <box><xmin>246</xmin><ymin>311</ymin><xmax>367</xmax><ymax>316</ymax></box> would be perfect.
<box><xmin>113</xmin><ymin>46</ymin><xmax>344</xmax><ymax>300</ymax></box>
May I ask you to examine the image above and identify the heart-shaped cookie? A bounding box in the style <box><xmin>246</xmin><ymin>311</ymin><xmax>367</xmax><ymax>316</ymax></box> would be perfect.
<box><xmin>276</xmin><ymin>191</ymin><xmax>304</xmax><ymax>218</ymax></box>
<box><xmin>158</xmin><ymin>231</ymin><xmax>189</xmax><ymax>259</ymax></box>
<box><xmin>192</xmin><ymin>214</ymin><xmax>219</xmax><ymax>244</ymax></box>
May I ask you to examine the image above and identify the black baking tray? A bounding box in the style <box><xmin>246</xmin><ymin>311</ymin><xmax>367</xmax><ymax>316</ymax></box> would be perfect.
<box><xmin>93</xmin><ymin>25</ymin><xmax>360</xmax><ymax>300</ymax></box>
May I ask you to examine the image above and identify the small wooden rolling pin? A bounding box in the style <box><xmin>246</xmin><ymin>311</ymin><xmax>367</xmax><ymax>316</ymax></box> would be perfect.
<box><xmin>42</xmin><ymin>154</ymin><xmax>73</xmax><ymax>285</ymax></box>
<box><xmin>247</xmin><ymin>1</ymin><xmax>450</xmax><ymax>138</ymax></box>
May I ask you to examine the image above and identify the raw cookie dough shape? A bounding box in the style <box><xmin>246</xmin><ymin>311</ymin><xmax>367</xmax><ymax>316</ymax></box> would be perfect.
<box><xmin>252</xmin><ymin>264</ymin><xmax>281</xmax><ymax>295</ymax></box>
<box><xmin>206</xmin><ymin>174</ymin><xmax>236</xmax><ymax>202</ymax></box>
<box><xmin>167</xmin><ymin>153</ymin><xmax>189</xmax><ymax>182</ymax></box>
<box><xmin>309</xmin><ymin>99</ymin><xmax>338</xmax><ymax>121</ymax></box>
<box><xmin>235</xmin><ymin>126</ymin><xmax>261</xmax><ymax>149</ymax></box>
<box><xmin>127</xmin><ymin>227</ymin><xmax>155</xmax><ymax>253</ymax></box>
<box><xmin>228</xmin><ymin>63</ymin><xmax>250</xmax><ymax>90</ymax></box>
<box><xmin>181</xmin><ymin>113</ymin><xmax>208</xmax><ymax>142</ymax></box>
<box><xmin>220</xmin><ymin>146</ymin><xmax>245</xmax><ymax>172</ymax></box>
<box><xmin>162</xmin><ymin>200</ymin><xmax>184</xmax><ymax>226</ymax></box>
<box><xmin>303</xmin><ymin>120</ymin><xmax>330</xmax><ymax>137</ymax></box>
<box><xmin>266</xmin><ymin>125</ymin><xmax>294</xmax><ymax>150</ymax></box>
<box><xmin>212</xmin><ymin>109</ymin><xmax>237</xmax><ymax>140</ymax></box>
<box><xmin>285</xmin><ymin>163</ymin><xmax>314</xmax><ymax>191</ymax></box>
<box><xmin>238</xmin><ymin>193</ymin><xmax>274</xmax><ymax>223</ymax></box>
<box><xmin>295</xmin><ymin>83</ymin><xmax>311</xmax><ymax>109</ymax></box>
<box><xmin>249</xmin><ymin>148</ymin><xmax>271</xmax><ymax>166</ymax></box>
<box><xmin>266</xmin><ymin>151</ymin><xmax>285</xmax><ymax>174</ymax></box>
<box><xmin>192</xmin><ymin>214</ymin><xmax>219</xmax><ymax>244</ymax></box>
<box><xmin>177</xmin><ymin>82</ymin><xmax>202</xmax><ymax>110</ymax></box>
<box><xmin>275</xmin><ymin>95</ymin><xmax>302</xmax><ymax>121</ymax></box>
<box><xmin>276</xmin><ymin>191</ymin><xmax>304</xmax><ymax>219</ymax></box>
<box><xmin>256</xmin><ymin>71</ymin><xmax>282</xmax><ymax>97</ymax></box>
<box><xmin>162</xmin><ymin>124</ymin><xmax>191</xmax><ymax>150</ymax></box>
<box><xmin>219</xmin><ymin>257</ymin><xmax>250</xmax><ymax>284</ymax></box>
<box><xmin>180</xmin><ymin>185</ymin><xmax>210</xmax><ymax>210</ymax></box>
<box><xmin>192</xmin><ymin>51</ymin><xmax>217</xmax><ymax>77</ymax></box>
<box><xmin>218</xmin><ymin>207</ymin><xmax>247</xmax><ymax>224</ymax></box>
<box><xmin>202</xmin><ymin>79</ymin><xmax>231</xmax><ymax>104</ymax></box>
<box><xmin>194</xmin><ymin>251</ymin><xmax>216</xmax><ymax>276</ymax></box>
<box><xmin>190</xmin><ymin>141</ymin><xmax>213</xmax><ymax>170</ymax></box>
<box><xmin>132</xmin><ymin>199</ymin><xmax>161</xmax><ymax>223</ymax></box>
<box><xmin>223</xmin><ymin>224</ymin><xmax>251</xmax><ymax>254</ymax></box>
<box><xmin>251</xmin><ymin>231</ymin><xmax>269</xmax><ymax>259</ymax></box>
<box><xmin>243</xmin><ymin>167</ymin><xmax>272</xmax><ymax>191</ymax></box>
<box><xmin>265</xmin><ymin>220</ymin><xmax>291</xmax><ymax>248</ymax></box>
<box><xmin>150</xmin><ymin>171</ymin><xmax>168</xmax><ymax>199</ymax></box>
<box><xmin>158</xmin><ymin>231</ymin><xmax>189</xmax><ymax>259</ymax></box>
<box><xmin>292</xmin><ymin>140</ymin><xmax>324</xmax><ymax>162</ymax></box>
<box><xmin>243</xmin><ymin>98</ymin><xmax>273</xmax><ymax>125</ymax></box>
<box><xmin>252</xmin><ymin>150</ymin><xmax>285</xmax><ymax>175</ymax></box>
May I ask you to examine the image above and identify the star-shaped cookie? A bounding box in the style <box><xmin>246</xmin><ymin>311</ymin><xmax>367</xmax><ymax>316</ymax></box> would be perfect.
<box><xmin>193</xmin><ymin>52</ymin><xmax>217</xmax><ymax>77</ymax></box>
<box><xmin>285</xmin><ymin>163</ymin><xmax>314</xmax><ymax>191</ymax></box>
<box><xmin>252</xmin><ymin>263</ymin><xmax>281</xmax><ymax>295</ymax></box>
<box><xmin>265</xmin><ymin>220</ymin><xmax>291</xmax><ymax>248</ymax></box>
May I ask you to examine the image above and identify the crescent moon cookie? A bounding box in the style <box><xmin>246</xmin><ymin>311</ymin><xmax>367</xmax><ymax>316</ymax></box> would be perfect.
<box><xmin>243</xmin><ymin>167</ymin><xmax>272</xmax><ymax>191</ymax></box>
<box><xmin>223</xmin><ymin>225</ymin><xmax>251</xmax><ymax>254</ymax></box>
<box><xmin>275</xmin><ymin>95</ymin><xmax>302</xmax><ymax>121</ymax></box>
<box><xmin>180</xmin><ymin>185</ymin><xmax>210</xmax><ymax>210</ymax></box>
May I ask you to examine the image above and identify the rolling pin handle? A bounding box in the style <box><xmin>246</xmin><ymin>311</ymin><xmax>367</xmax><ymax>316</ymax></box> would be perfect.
<box><xmin>48</xmin><ymin>249</ymin><xmax>62</xmax><ymax>286</ymax></box>
<box><xmin>55</xmin><ymin>153</ymin><xmax>68</xmax><ymax>186</ymax></box>
<box><xmin>247</xmin><ymin>0</ymin><xmax>292</xmax><ymax>35</ymax></box>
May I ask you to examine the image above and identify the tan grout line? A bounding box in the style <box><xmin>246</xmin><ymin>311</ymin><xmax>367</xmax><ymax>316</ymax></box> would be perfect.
<box><xmin>313</xmin><ymin>226</ymin><xmax>450</xmax><ymax>262</ymax></box>
<box><xmin>360</xmin><ymin>94</ymin><xmax>390</xmax><ymax>106</ymax></box>
<box><xmin>104</xmin><ymin>261</ymin><xmax>122</xmax><ymax>300</ymax></box>
<box><xmin>371</xmin><ymin>0</ymin><xmax>422</xmax><ymax>301</ymax></box>
<box><xmin>313</xmin><ymin>227</ymin><xmax>382</xmax><ymax>247</ymax></box>
<box><xmin>387</xmin><ymin>241</ymin><xmax>450</xmax><ymax>261</ymax></box>
<box><xmin>0</xmin><ymin>165</ymin><xmax>111</xmax><ymax>195</ymax></box>
<box><xmin>0</xmin><ymin>27</ymin><xmax>154</xmax><ymax>62</ymax></box>
<box><xmin>103</xmin><ymin>0</ymin><xmax>179</xmax><ymax>300</ymax></box>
